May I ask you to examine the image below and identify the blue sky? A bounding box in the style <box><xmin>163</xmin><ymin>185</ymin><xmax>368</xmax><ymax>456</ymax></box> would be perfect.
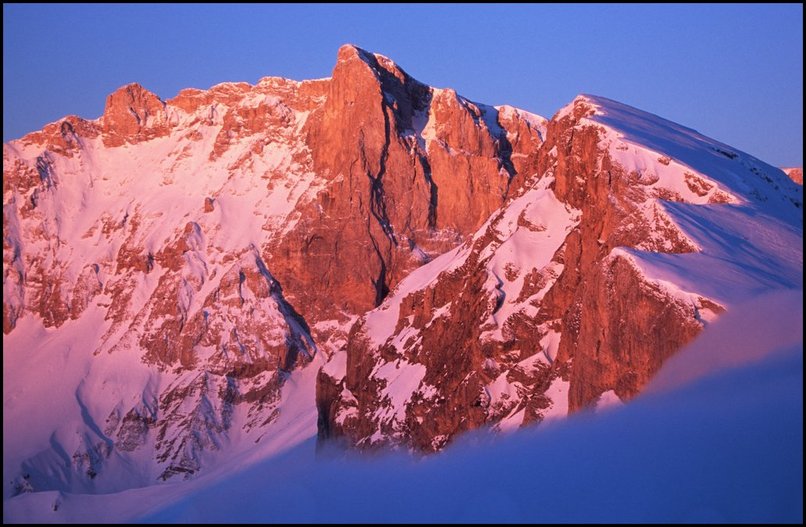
<box><xmin>3</xmin><ymin>4</ymin><xmax>803</xmax><ymax>166</ymax></box>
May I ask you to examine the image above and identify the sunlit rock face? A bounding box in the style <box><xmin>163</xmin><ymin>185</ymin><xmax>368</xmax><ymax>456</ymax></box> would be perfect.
<box><xmin>317</xmin><ymin>95</ymin><xmax>802</xmax><ymax>452</ymax></box>
<box><xmin>783</xmin><ymin>167</ymin><xmax>802</xmax><ymax>185</ymax></box>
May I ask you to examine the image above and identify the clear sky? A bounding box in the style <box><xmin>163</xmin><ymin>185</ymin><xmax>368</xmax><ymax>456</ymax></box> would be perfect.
<box><xmin>3</xmin><ymin>4</ymin><xmax>803</xmax><ymax>166</ymax></box>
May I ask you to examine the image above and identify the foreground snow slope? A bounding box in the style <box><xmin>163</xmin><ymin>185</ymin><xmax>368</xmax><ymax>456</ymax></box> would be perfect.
<box><xmin>5</xmin><ymin>290</ymin><xmax>800</xmax><ymax>523</ymax></box>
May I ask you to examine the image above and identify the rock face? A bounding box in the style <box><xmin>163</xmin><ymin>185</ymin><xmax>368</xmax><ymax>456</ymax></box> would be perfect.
<box><xmin>102</xmin><ymin>83</ymin><xmax>171</xmax><ymax>147</ymax></box>
<box><xmin>4</xmin><ymin>46</ymin><xmax>801</xmax><ymax>496</ymax></box>
<box><xmin>316</xmin><ymin>95</ymin><xmax>803</xmax><ymax>451</ymax></box>
<box><xmin>267</xmin><ymin>45</ymin><xmax>543</xmax><ymax>324</ymax></box>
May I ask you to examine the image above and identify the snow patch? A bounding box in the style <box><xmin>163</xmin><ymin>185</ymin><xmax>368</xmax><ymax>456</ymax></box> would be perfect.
<box><xmin>372</xmin><ymin>359</ymin><xmax>427</xmax><ymax>425</ymax></box>
<box><xmin>594</xmin><ymin>390</ymin><xmax>622</xmax><ymax>413</ymax></box>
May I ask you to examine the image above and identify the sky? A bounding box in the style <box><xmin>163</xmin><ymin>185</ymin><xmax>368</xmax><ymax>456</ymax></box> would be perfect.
<box><xmin>3</xmin><ymin>4</ymin><xmax>803</xmax><ymax>166</ymax></box>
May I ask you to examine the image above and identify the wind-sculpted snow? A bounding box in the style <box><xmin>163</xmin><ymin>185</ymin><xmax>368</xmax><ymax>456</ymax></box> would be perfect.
<box><xmin>146</xmin><ymin>292</ymin><xmax>805</xmax><ymax>523</ymax></box>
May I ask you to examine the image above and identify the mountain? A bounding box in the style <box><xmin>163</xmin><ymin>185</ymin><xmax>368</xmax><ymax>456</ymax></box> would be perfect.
<box><xmin>317</xmin><ymin>94</ymin><xmax>803</xmax><ymax>451</ymax></box>
<box><xmin>3</xmin><ymin>44</ymin><xmax>545</xmax><ymax>493</ymax></box>
<box><xmin>3</xmin><ymin>44</ymin><xmax>802</xmax><ymax>511</ymax></box>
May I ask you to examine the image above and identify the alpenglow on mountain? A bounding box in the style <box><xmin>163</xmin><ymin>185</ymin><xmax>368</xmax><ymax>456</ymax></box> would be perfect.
<box><xmin>3</xmin><ymin>44</ymin><xmax>802</xmax><ymax>513</ymax></box>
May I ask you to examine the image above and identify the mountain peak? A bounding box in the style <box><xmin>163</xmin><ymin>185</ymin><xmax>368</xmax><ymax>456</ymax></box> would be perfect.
<box><xmin>552</xmin><ymin>93</ymin><xmax>598</xmax><ymax>122</ymax></box>
<box><xmin>336</xmin><ymin>43</ymin><xmax>370</xmax><ymax>64</ymax></box>
<box><xmin>333</xmin><ymin>44</ymin><xmax>412</xmax><ymax>84</ymax></box>
<box><xmin>103</xmin><ymin>82</ymin><xmax>163</xmax><ymax>117</ymax></box>
<box><xmin>102</xmin><ymin>82</ymin><xmax>167</xmax><ymax>146</ymax></box>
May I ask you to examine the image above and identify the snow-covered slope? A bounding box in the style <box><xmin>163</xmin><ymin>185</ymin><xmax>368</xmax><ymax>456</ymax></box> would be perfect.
<box><xmin>146</xmin><ymin>290</ymin><xmax>806</xmax><ymax>524</ymax></box>
<box><xmin>581</xmin><ymin>94</ymin><xmax>802</xmax><ymax>304</ymax></box>
<box><xmin>3</xmin><ymin>77</ymin><xmax>327</xmax><ymax>491</ymax></box>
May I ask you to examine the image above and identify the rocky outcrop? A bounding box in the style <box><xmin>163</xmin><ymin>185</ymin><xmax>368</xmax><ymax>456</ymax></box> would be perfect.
<box><xmin>783</xmin><ymin>167</ymin><xmax>802</xmax><ymax>185</ymax></box>
<box><xmin>535</xmin><ymin>98</ymin><xmax>706</xmax><ymax>411</ymax></box>
<box><xmin>267</xmin><ymin>45</ymin><xmax>544</xmax><ymax>323</ymax></box>
<box><xmin>102</xmin><ymin>83</ymin><xmax>170</xmax><ymax>147</ymax></box>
